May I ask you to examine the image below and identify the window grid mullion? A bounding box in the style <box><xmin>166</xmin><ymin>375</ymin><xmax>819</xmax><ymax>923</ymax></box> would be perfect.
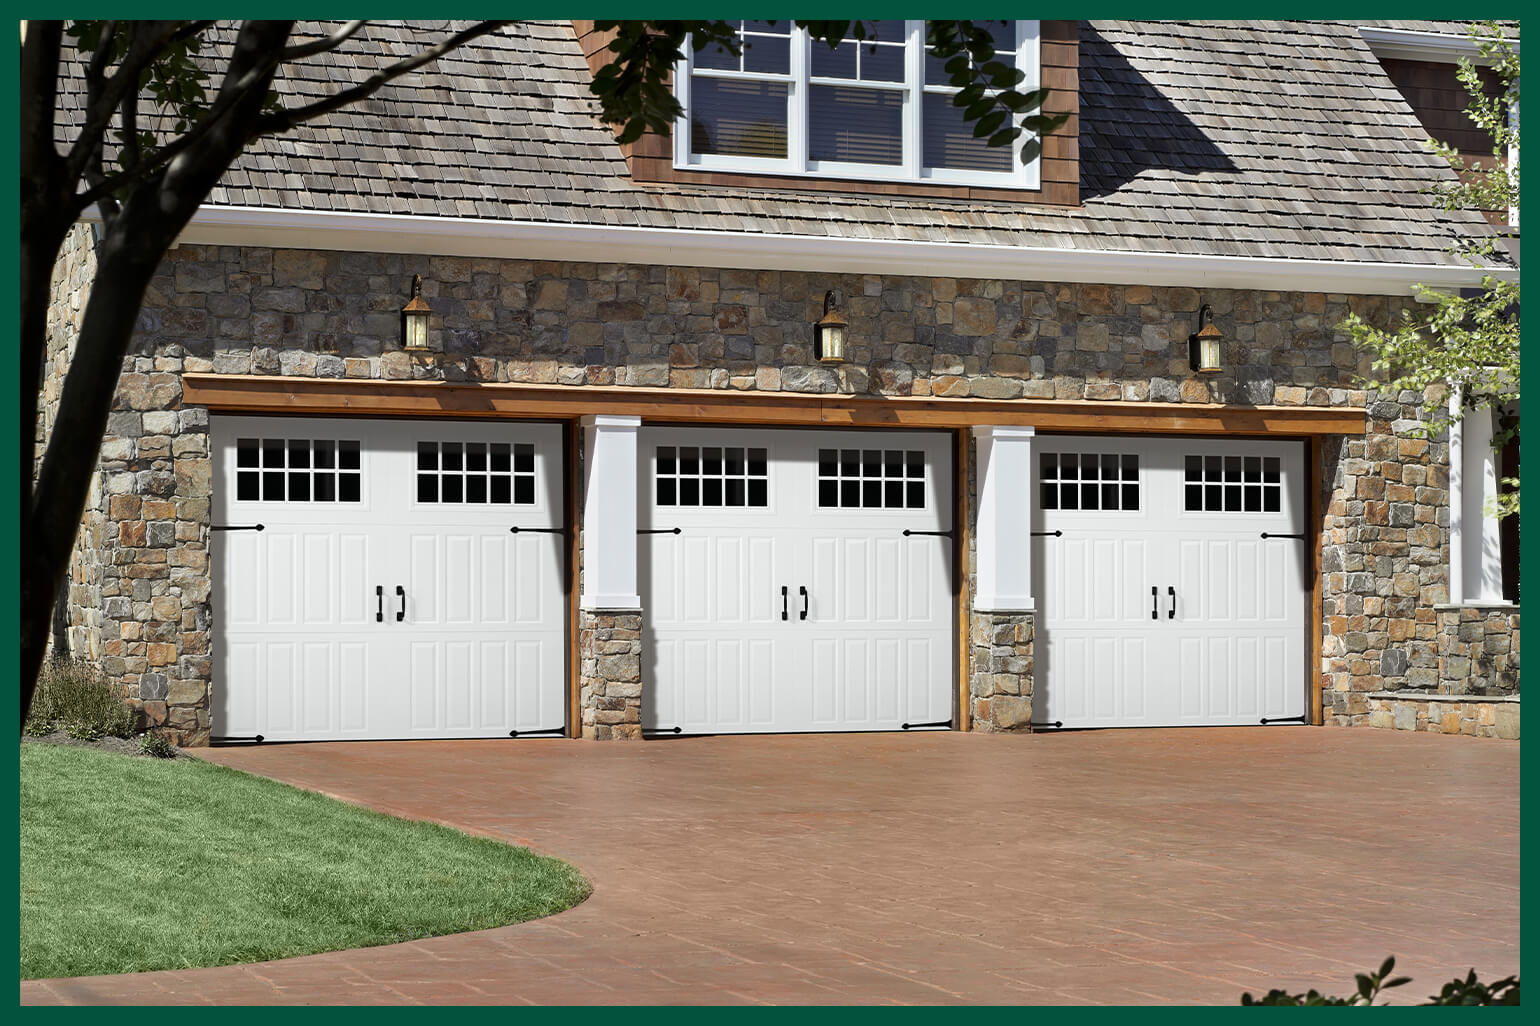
<box><xmin>790</xmin><ymin>27</ymin><xmax>809</xmax><ymax>171</ymax></box>
<box><xmin>904</xmin><ymin>20</ymin><xmax>923</xmax><ymax>178</ymax></box>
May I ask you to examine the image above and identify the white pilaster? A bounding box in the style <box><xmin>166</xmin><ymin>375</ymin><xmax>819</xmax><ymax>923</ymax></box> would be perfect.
<box><xmin>1451</xmin><ymin>395</ymin><xmax>1505</xmax><ymax>604</ymax></box>
<box><xmin>972</xmin><ymin>425</ymin><xmax>1036</xmax><ymax>612</ymax></box>
<box><xmin>580</xmin><ymin>414</ymin><xmax>643</xmax><ymax>610</ymax></box>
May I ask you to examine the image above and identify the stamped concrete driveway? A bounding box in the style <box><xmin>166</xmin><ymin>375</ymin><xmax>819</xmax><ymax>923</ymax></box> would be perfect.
<box><xmin>23</xmin><ymin>728</ymin><xmax>1518</xmax><ymax>1005</ymax></box>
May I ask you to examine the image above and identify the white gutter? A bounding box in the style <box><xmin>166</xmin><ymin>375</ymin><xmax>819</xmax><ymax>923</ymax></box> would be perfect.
<box><xmin>157</xmin><ymin>205</ymin><xmax>1516</xmax><ymax>297</ymax></box>
<box><xmin>1359</xmin><ymin>26</ymin><xmax>1518</xmax><ymax>64</ymax></box>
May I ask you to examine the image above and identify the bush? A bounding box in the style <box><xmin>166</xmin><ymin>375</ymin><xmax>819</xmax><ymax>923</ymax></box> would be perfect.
<box><xmin>1242</xmin><ymin>956</ymin><xmax>1520</xmax><ymax>1006</ymax></box>
<box><xmin>26</xmin><ymin>658</ymin><xmax>136</xmax><ymax>740</ymax></box>
<box><xmin>138</xmin><ymin>732</ymin><xmax>177</xmax><ymax>759</ymax></box>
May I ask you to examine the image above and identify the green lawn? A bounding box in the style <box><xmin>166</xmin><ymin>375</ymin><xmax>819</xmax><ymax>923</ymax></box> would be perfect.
<box><xmin>20</xmin><ymin>743</ymin><xmax>590</xmax><ymax>980</ymax></box>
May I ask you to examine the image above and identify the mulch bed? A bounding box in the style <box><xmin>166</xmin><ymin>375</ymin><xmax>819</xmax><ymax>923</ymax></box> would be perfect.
<box><xmin>21</xmin><ymin>728</ymin><xmax>184</xmax><ymax>759</ymax></box>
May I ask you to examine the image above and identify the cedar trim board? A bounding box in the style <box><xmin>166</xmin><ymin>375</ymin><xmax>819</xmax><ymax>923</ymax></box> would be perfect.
<box><xmin>182</xmin><ymin>376</ymin><xmax>1368</xmax><ymax>437</ymax></box>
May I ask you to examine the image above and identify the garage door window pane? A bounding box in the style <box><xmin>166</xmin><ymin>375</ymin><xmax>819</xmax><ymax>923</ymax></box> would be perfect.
<box><xmin>417</xmin><ymin>440</ymin><xmax>535</xmax><ymax>505</ymax></box>
<box><xmin>818</xmin><ymin>447</ymin><xmax>925</xmax><ymax>508</ymax></box>
<box><xmin>1184</xmin><ymin>452</ymin><xmax>1282</xmax><ymax>513</ymax></box>
<box><xmin>1039</xmin><ymin>452</ymin><xmax>1139</xmax><ymax>511</ymax></box>
<box><xmin>656</xmin><ymin>444</ymin><xmax>768</xmax><ymax>507</ymax></box>
<box><xmin>237</xmin><ymin>436</ymin><xmax>362</xmax><ymax>503</ymax></box>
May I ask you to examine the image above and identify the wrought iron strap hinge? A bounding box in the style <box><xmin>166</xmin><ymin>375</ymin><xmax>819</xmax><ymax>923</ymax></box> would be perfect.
<box><xmin>509</xmin><ymin>526</ymin><xmax>565</xmax><ymax>534</ymax></box>
<box><xmin>1032</xmin><ymin>530</ymin><xmax>1063</xmax><ymax>537</ymax></box>
<box><xmin>1260</xmin><ymin>532</ymin><xmax>1307</xmax><ymax>540</ymax></box>
<box><xmin>638</xmin><ymin>527</ymin><xmax>682</xmax><ymax>535</ymax></box>
<box><xmin>903</xmin><ymin>529</ymin><xmax>954</xmax><ymax>537</ymax></box>
<box><xmin>212</xmin><ymin>523</ymin><xmax>265</xmax><ymax>532</ymax></box>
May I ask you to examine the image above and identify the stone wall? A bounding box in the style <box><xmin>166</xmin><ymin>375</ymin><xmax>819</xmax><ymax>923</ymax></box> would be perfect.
<box><xmin>579</xmin><ymin>610</ymin><xmax>642</xmax><ymax>739</ymax></box>
<box><xmin>44</xmin><ymin>241</ymin><xmax>1449</xmax><ymax>741</ymax></box>
<box><xmin>40</xmin><ymin>223</ymin><xmax>108</xmax><ymax>663</ymax></box>
<box><xmin>1364</xmin><ymin>692</ymin><xmax>1519</xmax><ymax>739</ymax></box>
<box><xmin>969</xmin><ymin>612</ymin><xmax>1035</xmax><ymax>731</ymax></box>
<box><xmin>1437</xmin><ymin>605</ymin><xmax>1519</xmax><ymax>695</ymax></box>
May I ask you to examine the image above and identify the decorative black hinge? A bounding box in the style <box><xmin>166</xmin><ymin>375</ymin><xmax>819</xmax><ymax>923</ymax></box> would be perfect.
<box><xmin>1029</xmin><ymin>720</ymin><xmax>1064</xmax><ymax>729</ymax></box>
<box><xmin>638</xmin><ymin>527</ymin><xmax>682</xmax><ymax>535</ymax></box>
<box><xmin>210</xmin><ymin>734</ymin><xmax>265</xmax><ymax>744</ymax></box>
<box><xmin>901</xmin><ymin>719</ymin><xmax>952</xmax><ymax>730</ymax></box>
<box><xmin>642</xmin><ymin>726</ymin><xmax>684</xmax><ymax>735</ymax></box>
<box><xmin>1260</xmin><ymin>714</ymin><xmax>1310</xmax><ymax>725</ymax></box>
<box><xmin>509</xmin><ymin>526</ymin><xmax>565</xmax><ymax>535</ymax></box>
<box><xmin>508</xmin><ymin>727</ymin><xmax>565</xmax><ymax>737</ymax></box>
<box><xmin>1260</xmin><ymin>532</ymin><xmax>1307</xmax><ymax>540</ymax></box>
<box><xmin>1032</xmin><ymin>530</ymin><xmax>1063</xmax><ymax>538</ymax></box>
<box><xmin>212</xmin><ymin>524</ymin><xmax>265</xmax><ymax>532</ymax></box>
<box><xmin>902</xmin><ymin>529</ymin><xmax>954</xmax><ymax>538</ymax></box>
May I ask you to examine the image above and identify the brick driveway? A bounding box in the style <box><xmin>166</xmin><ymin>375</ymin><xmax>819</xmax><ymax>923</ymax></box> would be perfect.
<box><xmin>22</xmin><ymin>728</ymin><xmax>1518</xmax><ymax>1005</ymax></box>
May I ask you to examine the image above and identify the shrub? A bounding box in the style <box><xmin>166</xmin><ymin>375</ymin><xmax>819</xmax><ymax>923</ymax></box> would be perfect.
<box><xmin>1242</xmin><ymin>957</ymin><xmax>1519</xmax><ymax>1006</ymax></box>
<box><xmin>139</xmin><ymin>732</ymin><xmax>178</xmax><ymax>759</ymax></box>
<box><xmin>27</xmin><ymin>658</ymin><xmax>136</xmax><ymax>740</ymax></box>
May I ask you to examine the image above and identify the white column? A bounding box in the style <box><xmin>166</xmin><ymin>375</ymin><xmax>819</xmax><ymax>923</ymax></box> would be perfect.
<box><xmin>580</xmin><ymin>414</ymin><xmax>642</xmax><ymax>610</ymax></box>
<box><xmin>972</xmin><ymin>425</ymin><xmax>1036</xmax><ymax>611</ymax></box>
<box><xmin>1449</xmin><ymin>392</ymin><xmax>1505</xmax><ymax>604</ymax></box>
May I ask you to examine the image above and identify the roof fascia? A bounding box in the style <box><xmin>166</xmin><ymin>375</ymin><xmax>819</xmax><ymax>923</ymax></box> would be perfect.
<box><xmin>1359</xmin><ymin>26</ymin><xmax>1518</xmax><ymax>64</ymax></box>
<box><xmin>141</xmin><ymin>205</ymin><xmax>1517</xmax><ymax>298</ymax></box>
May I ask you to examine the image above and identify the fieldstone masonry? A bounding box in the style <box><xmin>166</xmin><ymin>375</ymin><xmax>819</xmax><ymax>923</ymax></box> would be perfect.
<box><xmin>1436</xmin><ymin>605</ymin><xmax>1519</xmax><ymax>695</ymax></box>
<box><xmin>579</xmin><ymin>610</ymin><xmax>643</xmax><ymax>740</ymax></box>
<box><xmin>970</xmin><ymin>613</ymin><xmax>1035</xmax><ymax>732</ymax></box>
<box><xmin>37</xmin><ymin>224</ymin><xmax>1518</xmax><ymax>742</ymax></box>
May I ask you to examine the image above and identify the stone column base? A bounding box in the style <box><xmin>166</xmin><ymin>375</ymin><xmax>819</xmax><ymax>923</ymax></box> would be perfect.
<box><xmin>970</xmin><ymin>611</ymin><xmax>1035</xmax><ymax>732</ymax></box>
<box><xmin>579</xmin><ymin>609</ymin><xmax>643</xmax><ymax>739</ymax></box>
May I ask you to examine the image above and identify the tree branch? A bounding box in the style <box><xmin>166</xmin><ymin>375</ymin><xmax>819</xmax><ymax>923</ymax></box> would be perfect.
<box><xmin>251</xmin><ymin>20</ymin><xmax>509</xmax><ymax>135</ymax></box>
<box><xmin>281</xmin><ymin>20</ymin><xmax>365</xmax><ymax>61</ymax></box>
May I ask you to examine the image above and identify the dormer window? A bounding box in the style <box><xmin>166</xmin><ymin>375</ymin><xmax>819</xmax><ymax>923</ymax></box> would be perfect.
<box><xmin>676</xmin><ymin>20</ymin><xmax>1042</xmax><ymax>189</ymax></box>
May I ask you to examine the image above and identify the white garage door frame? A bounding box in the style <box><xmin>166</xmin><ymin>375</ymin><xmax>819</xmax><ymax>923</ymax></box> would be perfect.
<box><xmin>637</xmin><ymin>425</ymin><xmax>958</xmax><ymax>735</ymax></box>
<box><xmin>1031</xmin><ymin>433</ymin><xmax>1312</xmax><ymax>729</ymax></box>
<box><xmin>210</xmin><ymin>414</ymin><xmax>571</xmax><ymax>742</ymax></box>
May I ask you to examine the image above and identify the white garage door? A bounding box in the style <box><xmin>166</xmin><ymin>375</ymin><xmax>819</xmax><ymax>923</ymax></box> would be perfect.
<box><xmin>211</xmin><ymin>416</ymin><xmax>567</xmax><ymax>741</ymax></box>
<box><xmin>1032</xmin><ymin>435</ymin><xmax>1308</xmax><ymax>728</ymax></box>
<box><xmin>639</xmin><ymin>427</ymin><xmax>955</xmax><ymax>734</ymax></box>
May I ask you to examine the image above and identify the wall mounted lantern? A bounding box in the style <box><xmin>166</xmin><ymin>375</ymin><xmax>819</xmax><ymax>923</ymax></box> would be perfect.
<box><xmin>815</xmin><ymin>290</ymin><xmax>849</xmax><ymax>365</ymax></box>
<box><xmin>401</xmin><ymin>274</ymin><xmax>432</xmax><ymax>350</ymax></box>
<box><xmin>1189</xmin><ymin>304</ymin><xmax>1223</xmax><ymax>374</ymax></box>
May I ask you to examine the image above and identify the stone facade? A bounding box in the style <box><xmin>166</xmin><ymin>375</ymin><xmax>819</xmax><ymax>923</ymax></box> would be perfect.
<box><xmin>578</xmin><ymin>610</ymin><xmax>642</xmax><ymax>740</ymax></box>
<box><xmin>969</xmin><ymin>612</ymin><xmax>1035</xmax><ymax>732</ymax></box>
<box><xmin>41</xmin><ymin>228</ymin><xmax>1494</xmax><ymax>743</ymax></box>
<box><xmin>1436</xmin><ymin>605</ymin><xmax>1519</xmax><ymax>696</ymax></box>
<box><xmin>1364</xmin><ymin>692</ymin><xmax>1519</xmax><ymax>739</ymax></box>
<box><xmin>40</xmin><ymin>224</ymin><xmax>109</xmax><ymax>665</ymax></box>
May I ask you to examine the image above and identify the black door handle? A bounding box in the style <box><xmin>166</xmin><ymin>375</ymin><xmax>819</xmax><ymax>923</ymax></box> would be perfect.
<box><xmin>1168</xmin><ymin>586</ymin><xmax>1176</xmax><ymax>619</ymax></box>
<box><xmin>396</xmin><ymin>585</ymin><xmax>406</xmax><ymax>622</ymax></box>
<box><xmin>781</xmin><ymin>586</ymin><xmax>788</xmax><ymax>621</ymax></box>
<box><xmin>1151</xmin><ymin>585</ymin><xmax>1157</xmax><ymax>620</ymax></box>
<box><xmin>376</xmin><ymin>585</ymin><xmax>383</xmax><ymax>623</ymax></box>
<box><xmin>799</xmin><ymin>586</ymin><xmax>808</xmax><ymax>621</ymax></box>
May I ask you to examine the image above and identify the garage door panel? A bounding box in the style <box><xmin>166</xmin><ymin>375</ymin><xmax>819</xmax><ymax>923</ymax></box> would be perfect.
<box><xmin>1037</xmin><ymin>435</ymin><xmax>1306</xmax><ymax>729</ymax></box>
<box><xmin>214</xmin><ymin>415</ymin><xmax>566</xmax><ymax>742</ymax></box>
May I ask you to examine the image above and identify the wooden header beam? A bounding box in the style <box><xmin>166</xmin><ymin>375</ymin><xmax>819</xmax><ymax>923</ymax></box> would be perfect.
<box><xmin>181</xmin><ymin>374</ymin><xmax>1369</xmax><ymax>437</ymax></box>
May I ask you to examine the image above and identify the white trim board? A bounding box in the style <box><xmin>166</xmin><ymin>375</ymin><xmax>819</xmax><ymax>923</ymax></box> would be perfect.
<box><xmin>143</xmin><ymin>205</ymin><xmax>1519</xmax><ymax>297</ymax></box>
<box><xmin>1359</xmin><ymin>26</ymin><xmax>1518</xmax><ymax>65</ymax></box>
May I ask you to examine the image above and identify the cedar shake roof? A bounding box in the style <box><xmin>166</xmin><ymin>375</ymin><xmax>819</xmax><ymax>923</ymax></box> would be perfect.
<box><xmin>58</xmin><ymin>20</ymin><xmax>1515</xmax><ymax>269</ymax></box>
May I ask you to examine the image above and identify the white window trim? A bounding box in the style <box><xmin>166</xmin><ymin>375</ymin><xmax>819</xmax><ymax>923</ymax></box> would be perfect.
<box><xmin>674</xmin><ymin>20</ymin><xmax>1042</xmax><ymax>190</ymax></box>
